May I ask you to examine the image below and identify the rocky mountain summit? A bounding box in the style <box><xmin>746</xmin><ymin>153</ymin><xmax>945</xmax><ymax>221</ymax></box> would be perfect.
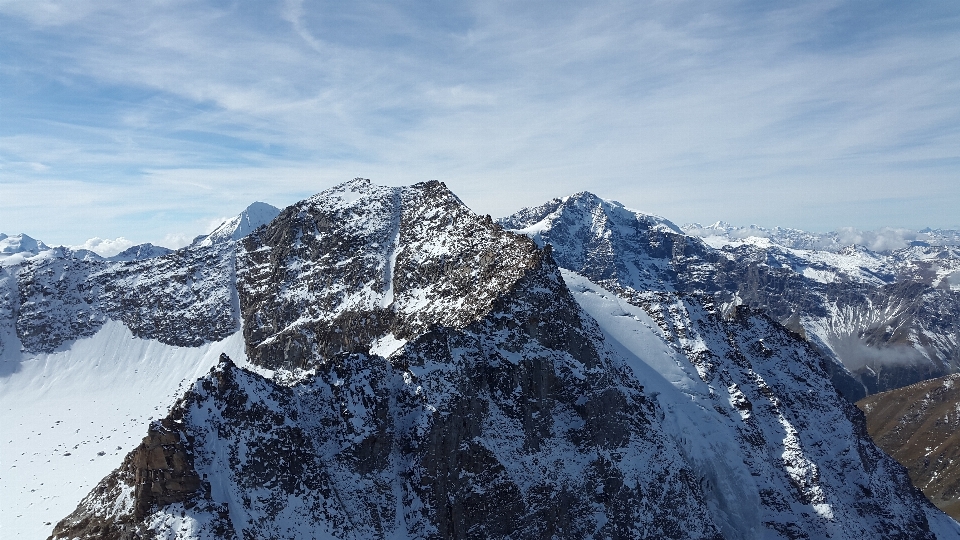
<box><xmin>0</xmin><ymin>233</ymin><xmax>51</xmax><ymax>257</ymax></box>
<box><xmin>501</xmin><ymin>192</ymin><xmax>960</xmax><ymax>399</ymax></box>
<box><xmin>108</xmin><ymin>243</ymin><xmax>174</xmax><ymax>262</ymax></box>
<box><xmin>237</xmin><ymin>180</ymin><xmax>546</xmax><ymax>369</ymax></box>
<box><xmin>44</xmin><ymin>180</ymin><xmax>959</xmax><ymax>539</ymax></box>
<box><xmin>194</xmin><ymin>201</ymin><xmax>281</xmax><ymax>248</ymax></box>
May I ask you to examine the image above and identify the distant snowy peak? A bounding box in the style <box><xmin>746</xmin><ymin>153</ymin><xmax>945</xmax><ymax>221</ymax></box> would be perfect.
<box><xmin>0</xmin><ymin>232</ymin><xmax>49</xmax><ymax>255</ymax></box>
<box><xmin>919</xmin><ymin>228</ymin><xmax>960</xmax><ymax>246</ymax></box>
<box><xmin>683</xmin><ymin>222</ymin><xmax>960</xmax><ymax>252</ymax></box>
<box><xmin>683</xmin><ymin>221</ymin><xmax>845</xmax><ymax>251</ymax></box>
<box><xmin>499</xmin><ymin>191</ymin><xmax>694</xmax><ymax>292</ymax></box>
<box><xmin>0</xmin><ymin>233</ymin><xmax>57</xmax><ymax>267</ymax></box>
<box><xmin>500</xmin><ymin>191</ymin><xmax>682</xmax><ymax>239</ymax></box>
<box><xmin>61</xmin><ymin>248</ymin><xmax>104</xmax><ymax>262</ymax></box>
<box><xmin>1</xmin><ymin>234</ymin><xmax>176</xmax><ymax>267</ymax></box>
<box><xmin>681</xmin><ymin>222</ymin><xmax>960</xmax><ymax>289</ymax></box>
<box><xmin>108</xmin><ymin>243</ymin><xmax>174</xmax><ymax>262</ymax></box>
<box><xmin>197</xmin><ymin>201</ymin><xmax>280</xmax><ymax>247</ymax></box>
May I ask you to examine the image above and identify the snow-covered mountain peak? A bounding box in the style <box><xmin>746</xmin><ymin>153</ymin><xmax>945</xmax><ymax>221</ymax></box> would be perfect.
<box><xmin>503</xmin><ymin>190</ymin><xmax>960</xmax><ymax>402</ymax></box>
<box><xmin>502</xmin><ymin>191</ymin><xmax>682</xmax><ymax>238</ymax></box>
<box><xmin>197</xmin><ymin>201</ymin><xmax>280</xmax><ymax>247</ymax></box>
<box><xmin>107</xmin><ymin>243</ymin><xmax>174</xmax><ymax>262</ymax></box>
<box><xmin>237</xmin><ymin>179</ymin><xmax>545</xmax><ymax>370</ymax></box>
<box><xmin>685</xmin><ymin>222</ymin><xmax>960</xmax><ymax>253</ymax></box>
<box><xmin>0</xmin><ymin>232</ymin><xmax>49</xmax><ymax>255</ymax></box>
<box><xmin>3</xmin><ymin>180</ymin><xmax>958</xmax><ymax>539</ymax></box>
<box><xmin>0</xmin><ymin>233</ymin><xmax>58</xmax><ymax>267</ymax></box>
<box><xmin>312</xmin><ymin>176</ymin><xmax>388</xmax><ymax>207</ymax></box>
<box><xmin>683</xmin><ymin>221</ymin><xmax>838</xmax><ymax>251</ymax></box>
<box><xmin>499</xmin><ymin>191</ymin><xmax>696</xmax><ymax>292</ymax></box>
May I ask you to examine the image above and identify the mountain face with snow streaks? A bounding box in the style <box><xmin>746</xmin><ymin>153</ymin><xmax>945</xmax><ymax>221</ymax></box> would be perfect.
<box><xmin>50</xmin><ymin>182</ymin><xmax>725</xmax><ymax>538</ymax></box>
<box><xmin>37</xmin><ymin>180</ymin><xmax>960</xmax><ymax>540</ymax></box>
<box><xmin>559</xmin><ymin>264</ymin><xmax>942</xmax><ymax>537</ymax></box>
<box><xmin>237</xmin><ymin>179</ymin><xmax>543</xmax><ymax>370</ymax></box>
<box><xmin>4</xmin><ymin>202</ymin><xmax>280</xmax><ymax>355</ymax></box>
<box><xmin>15</xmin><ymin>243</ymin><xmax>235</xmax><ymax>352</ymax></box>
<box><xmin>500</xmin><ymin>193</ymin><xmax>960</xmax><ymax>398</ymax></box>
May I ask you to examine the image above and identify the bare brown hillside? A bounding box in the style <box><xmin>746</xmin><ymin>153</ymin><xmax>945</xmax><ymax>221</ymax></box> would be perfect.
<box><xmin>858</xmin><ymin>374</ymin><xmax>960</xmax><ymax>519</ymax></box>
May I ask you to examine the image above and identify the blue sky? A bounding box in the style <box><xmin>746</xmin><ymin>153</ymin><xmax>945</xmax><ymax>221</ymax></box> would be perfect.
<box><xmin>2</xmin><ymin>0</ymin><xmax>959</xmax><ymax>250</ymax></box>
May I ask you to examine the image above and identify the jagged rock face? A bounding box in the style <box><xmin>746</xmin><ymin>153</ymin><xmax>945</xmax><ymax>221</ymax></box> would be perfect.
<box><xmin>1</xmin><ymin>202</ymin><xmax>278</xmax><ymax>355</ymax></box>
<box><xmin>0</xmin><ymin>265</ymin><xmax>18</xmax><ymax>356</ymax></box>
<box><xmin>53</xmin><ymin>252</ymin><xmax>725</xmax><ymax>539</ymax></box>
<box><xmin>238</xmin><ymin>179</ymin><xmax>543</xmax><ymax>370</ymax></box>
<box><xmin>108</xmin><ymin>243</ymin><xmax>174</xmax><ymax>262</ymax></box>
<box><xmin>600</xmin><ymin>289</ymin><xmax>938</xmax><ymax>539</ymax></box>
<box><xmin>501</xmin><ymin>194</ymin><xmax>960</xmax><ymax>397</ymax></box>
<box><xmin>50</xmin><ymin>180</ymin><xmax>959</xmax><ymax>540</ymax></box>
<box><xmin>50</xmin><ymin>406</ymin><xmax>234</xmax><ymax>540</ymax></box>
<box><xmin>498</xmin><ymin>192</ymin><xmax>700</xmax><ymax>292</ymax></box>
<box><xmin>858</xmin><ymin>374</ymin><xmax>960</xmax><ymax>519</ymax></box>
<box><xmin>15</xmin><ymin>256</ymin><xmax>106</xmax><ymax>352</ymax></box>
<box><xmin>15</xmin><ymin>243</ymin><xmax>238</xmax><ymax>352</ymax></box>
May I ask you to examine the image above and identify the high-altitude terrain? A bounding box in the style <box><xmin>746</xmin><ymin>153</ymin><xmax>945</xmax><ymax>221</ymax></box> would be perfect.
<box><xmin>1</xmin><ymin>180</ymin><xmax>958</xmax><ymax>539</ymax></box>
<box><xmin>858</xmin><ymin>374</ymin><xmax>960</xmax><ymax>520</ymax></box>
<box><xmin>502</xmin><ymin>193</ymin><xmax>960</xmax><ymax>400</ymax></box>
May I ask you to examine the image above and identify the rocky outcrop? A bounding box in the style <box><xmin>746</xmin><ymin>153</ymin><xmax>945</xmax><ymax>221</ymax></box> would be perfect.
<box><xmin>237</xmin><ymin>179</ymin><xmax>544</xmax><ymax>370</ymax></box>
<box><xmin>8</xmin><ymin>202</ymin><xmax>280</xmax><ymax>354</ymax></box>
<box><xmin>49</xmin><ymin>409</ymin><xmax>233</xmax><ymax>540</ymax></box>
<box><xmin>108</xmin><ymin>243</ymin><xmax>174</xmax><ymax>262</ymax></box>
<box><xmin>16</xmin><ymin>242</ymin><xmax>238</xmax><ymax>352</ymax></box>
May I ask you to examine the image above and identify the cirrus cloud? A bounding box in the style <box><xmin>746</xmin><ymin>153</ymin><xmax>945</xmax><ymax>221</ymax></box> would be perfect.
<box><xmin>2</xmin><ymin>0</ymin><xmax>959</xmax><ymax>245</ymax></box>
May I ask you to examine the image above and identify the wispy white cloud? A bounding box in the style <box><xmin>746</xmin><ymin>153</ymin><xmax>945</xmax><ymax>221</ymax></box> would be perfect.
<box><xmin>2</xmin><ymin>0</ymin><xmax>959</xmax><ymax>242</ymax></box>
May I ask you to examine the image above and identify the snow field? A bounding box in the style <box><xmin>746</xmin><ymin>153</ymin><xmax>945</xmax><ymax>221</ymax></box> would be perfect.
<box><xmin>0</xmin><ymin>321</ymin><xmax>247</xmax><ymax>540</ymax></box>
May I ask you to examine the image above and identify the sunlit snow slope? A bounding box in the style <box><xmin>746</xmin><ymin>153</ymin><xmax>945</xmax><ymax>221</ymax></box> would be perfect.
<box><xmin>502</xmin><ymin>192</ymin><xmax>960</xmax><ymax>399</ymax></box>
<box><xmin>562</xmin><ymin>270</ymin><xmax>960</xmax><ymax>539</ymax></box>
<box><xmin>0</xmin><ymin>322</ymin><xmax>247</xmax><ymax>540</ymax></box>
<box><xmin>0</xmin><ymin>202</ymin><xmax>279</xmax><ymax>540</ymax></box>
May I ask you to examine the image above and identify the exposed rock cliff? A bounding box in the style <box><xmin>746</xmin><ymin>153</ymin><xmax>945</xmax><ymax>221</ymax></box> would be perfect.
<box><xmin>501</xmin><ymin>192</ymin><xmax>960</xmax><ymax>398</ymax></box>
<box><xmin>5</xmin><ymin>202</ymin><xmax>278</xmax><ymax>355</ymax></box>
<box><xmin>237</xmin><ymin>179</ymin><xmax>543</xmax><ymax>370</ymax></box>
<box><xmin>49</xmin><ymin>180</ymin><xmax>958</xmax><ymax>539</ymax></box>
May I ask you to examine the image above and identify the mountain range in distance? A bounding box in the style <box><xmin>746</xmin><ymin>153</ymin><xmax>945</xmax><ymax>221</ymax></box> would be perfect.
<box><xmin>2</xmin><ymin>178</ymin><xmax>959</xmax><ymax>539</ymax></box>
